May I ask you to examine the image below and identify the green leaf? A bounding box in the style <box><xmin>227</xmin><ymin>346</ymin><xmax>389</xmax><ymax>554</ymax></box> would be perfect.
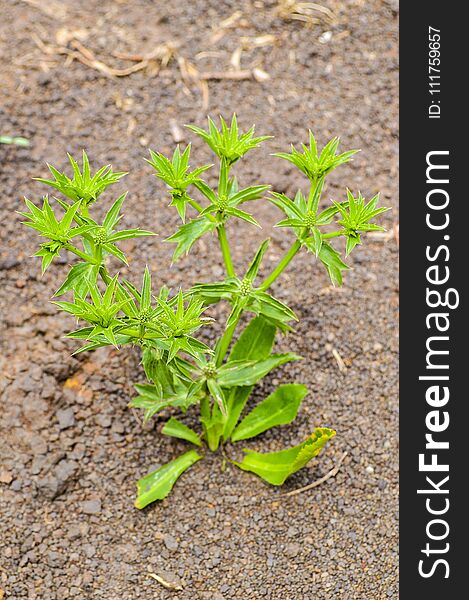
<box><xmin>135</xmin><ymin>450</ymin><xmax>202</xmax><ymax>509</ymax></box>
<box><xmin>304</xmin><ymin>227</ymin><xmax>322</xmax><ymax>256</ymax></box>
<box><xmin>193</xmin><ymin>180</ymin><xmax>218</xmax><ymax>204</ymax></box>
<box><xmin>229</xmin><ymin>184</ymin><xmax>270</xmax><ymax>206</ymax></box>
<box><xmin>250</xmin><ymin>291</ymin><xmax>297</xmax><ymax>329</ymax></box>
<box><xmin>218</xmin><ymin>353</ymin><xmax>300</xmax><ymax>388</ymax></box>
<box><xmin>35</xmin><ymin>152</ymin><xmax>126</xmax><ymax>208</ymax></box>
<box><xmin>231</xmin><ymin>384</ymin><xmax>307</xmax><ymax>442</ymax></box>
<box><xmin>345</xmin><ymin>233</ymin><xmax>361</xmax><ymax>255</ymax></box>
<box><xmin>141</xmin><ymin>349</ymin><xmax>167</xmax><ymax>383</ymax></box>
<box><xmin>245</xmin><ymin>239</ymin><xmax>269</xmax><ymax>281</ymax></box>
<box><xmin>207</xmin><ymin>379</ymin><xmax>228</xmax><ymax>417</ymax></box>
<box><xmin>162</xmin><ymin>417</ymin><xmax>202</xmax><ymax>447</ymax></box>
<box><xmin>317</xmin><ymin>242</ymin><xmax>349</xmax><ymax>286</ymax></box>
<box><xmin>130</xmin><ymin>372</ymin><xmax>194</xmax><ymax>422</ymax></box>
<box><xmin>224</xmin><ymin>207</ymin><xmax>260</xmax><ymax>227</ymax></box>
<box><xmin>146</xmin><ymin>146</ymin><xmax>211</xmax><ymax>208</ymax></box>
<box><xmin>222</xmin><ymin>316</ymin><xmax>277</xmax><ymax>440</ymax></box>
<box><xmin>268</xmin><ymin>191</ymin><xmax>304</xmax><ymax>220</ymax></box>
<box><xmin>274</xmin><ymin>131</ymin><xmax>359</xmax><ymax>181</ymax></box>
<box><xmin>106</xmin><ymin>229</ymin><xmax>154</xmax><ymax>242</ymax></box>
<box><xmin>54</xmin><ymin>262</ymin><xmax>99</xmax><ymax>297</ymax></box>
<box><xmin>166</xmin><ymin>217</ymin><xmax>216</xmax><ymax>261</ymax></box>
<box><xmin>187</xmin><ymin>115</ymin><xmax>271</xmax><ymax>165</ymax></box>
<box><xmin>102</xmin><ymin>192</ymin><xmax>127</xmax><ymax>230</ymax></box>
<box><xmin>235</xmin><ymin>427</ymin><xmax>336</xmax><ymax>485</ymax></box>
<box><xmin>229</xmin><ymin>315</ymin><xmax>276</xmax><ymax>362</ymax></box>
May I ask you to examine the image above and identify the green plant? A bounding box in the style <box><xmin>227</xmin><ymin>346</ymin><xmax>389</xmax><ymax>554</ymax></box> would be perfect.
<box><xmin>1</xmin><ymin>135</ymin><xmax>29</xmax><ymax>146</ymax></box>
<box><xmin>22</xmin><ymin>117</ymin><xmax>389</xmax><ymax>509</ymax></box>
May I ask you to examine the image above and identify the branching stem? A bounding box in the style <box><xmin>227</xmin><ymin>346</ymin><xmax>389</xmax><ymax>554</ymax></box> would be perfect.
<box><xmin>259</xmin><ymin>240</ymin><xmax>302</xmax><ymax>290</ymax></box>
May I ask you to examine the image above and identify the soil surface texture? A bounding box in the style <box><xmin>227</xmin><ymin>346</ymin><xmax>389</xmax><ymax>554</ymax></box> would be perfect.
<box><xmin>1</xmin><ymin>0</ymin><xmax>398</xmax><ymax>598</ymax></box>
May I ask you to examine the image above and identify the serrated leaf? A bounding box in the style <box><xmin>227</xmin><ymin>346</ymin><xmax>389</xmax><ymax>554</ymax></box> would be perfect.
<box><xmin>245</xmin><ymin>239</ymin><xmax>269</xmax><ymax>281</ymax></box>
<box><xmin>235</xmin><ymin>427</ymin><xmax>336</xmax><ymax>485</ymax></box>
<box><xmin>135</xmin><ymin>450</ymin><xmax>202</xmax><ymax>509</ymax></box>
<box><xmin>106</xmin><ymin>229</ymin><xmax>154</xmax><ymax>242</ymax></box>
<box><xmin>224</xmin><ymin>207</ymin><xmax>260</xmax><ymax>227</ymax></box>
<box><xmin>317</xmin><ymin>242</ymin><xmax>349</xmax><ymax>286</ymax></box>
<box><xmin>166</xmin><ymin>217</ymin><xmax>216</xmax><ymax>261</ymax></box>
<box><xmin>231</xmin><ymin>384</ymin><xmax>308</xmax><ymax>442</ymax></box>
<box><xmin>54</xmin><ymin>262</ymin><xmax>99</xmax><ymax>297</ymax></box>
<box><xmin>304</xmin><ymin>227</ymin><xmax>322</xmax><ymax>256</ymax></box>
<box><xmin>251</xmin><ymin>291</ymin><xmax>297</xmax><ymax>327</ymax></box>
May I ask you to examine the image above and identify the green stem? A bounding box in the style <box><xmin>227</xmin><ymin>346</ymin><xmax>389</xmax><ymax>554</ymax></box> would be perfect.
<box><xmin>218</xmin><ymin>157</ymin><xmax>229</xmax><ymax>196</ymax></box>
<box><xmin>187</xmin><ymin>196</ymin><xmax>216</xmax><ymax>221</ymax></box>
<box><xmin>215</xmin><ymin>313</ymin><xmax>241</xmax><ymax>367</ymax></box>
<box><xmin>307</xmin><ymin>177</ymin><xmax>317</xmax><ymax>210</ymax></box>
<box><xmin>322</xmin><ymin>231</ymin><xmax>344</xmax><ymax>239</ymax></box>
<box><xmin>259</xmin><ymin>239</ymin><xmax>302</xmax><ymax>290</ymax></box>
<box><xmin>217</xmin><ymin>224</ymin><xmax>235</xmax><ymax>277</ymax></box>
<box><xmin>65</xmin><ymin>244</ymin><xmax>97</xmax><ymax>264</ymax></box>
<box><xmin>99</xmin><ymin>265</ymin><xmax>112</xmax><ymax>284</ymax></box>
<box><xmin>200</xmin><ymin>394</ymin><xmax>220</xmax><ymax>451</ymax></box>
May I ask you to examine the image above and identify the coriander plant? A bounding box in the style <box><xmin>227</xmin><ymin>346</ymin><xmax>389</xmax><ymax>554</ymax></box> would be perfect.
<box><xmin>22</xmin><ymin>115</ymin><xmax>388</xmax><ymax>509</ymax></box>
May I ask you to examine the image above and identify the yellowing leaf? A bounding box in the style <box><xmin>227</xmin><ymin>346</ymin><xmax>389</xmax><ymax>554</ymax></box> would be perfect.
<box><xmin>235</xmin><ymin>428</ymin><xmax>336</xmax><ymax>485</ymax></box>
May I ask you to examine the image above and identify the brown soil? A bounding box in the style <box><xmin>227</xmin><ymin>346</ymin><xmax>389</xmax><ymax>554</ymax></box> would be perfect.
<box><xmin>0</xmin><ymin>0</ymin><xmax>398</xmax><ymax>598</ymax></box>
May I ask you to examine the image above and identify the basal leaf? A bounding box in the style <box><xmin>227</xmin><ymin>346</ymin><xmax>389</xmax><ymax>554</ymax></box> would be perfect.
<box><xmin>162</xmin><ymin>417</ymin><xmax>202</xmax><ymax>447</ymax></box>
<box><xmin>218</xmin><ymin>353</ymin><xmax>301</xmax><ymax>388</ymax></box>
<box><xmin>223</xmin><ymin>316</ymin><xmax>276</xmax><ymax>440</ymax></box>
<box><xmin>135</xmin><ymin>450</ymin><xmax>202</xmax><ymax>509</ymax></box>
<box><xmin>229</xmin><ymin>316</ymin><xmax>276</xmax><ymax>362</ymax></box>
<box><xmin>235</xmin><ymin>427</ymin><xmax>336</xmax><ymax>485</ymax></box>
<box><xmin>231</xmin><ymin>384</ymin><xmax>307</xmax><ymax>442</ymax></box>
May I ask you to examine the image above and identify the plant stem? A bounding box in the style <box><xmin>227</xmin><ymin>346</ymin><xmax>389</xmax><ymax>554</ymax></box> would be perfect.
<box><xmin>218</xmin><ymin>157</ymin><xmax>229</xmax><ymax>196</ymax></box>
<box><xmin>307</xmin><ymin>177</ymin><xmax>317</xmax><ymax>210</ymax></box>
<box><xmin>259</xmin><ymin>239</ymin><xmax>302</xmax><ymax>290</ymax></box>
<box><xmin>65</xmin><ymin>244</ymin><xmax>97</xmax><ymax>264</ymax></box>
<box><xmin>200</xmin><ymin>395</ymin><xmax>220</xmax><ymax>451</ymax></box>
<box><xmin>215</xmin><ymin>313</ymin><xmax>241</xmax><ymax>367</ymax></box>
<box><xmin>187</xmin><ymin>196</ymin><xmax>212</xmax><ymax>219</ymax></box>
<box><xmin>217</xmin><ymin>224</ymin><xmax>235</xmax><ymax>277</ymax></box>
<box><xmin>99</xmin><ymin>265</ymin><xmax>112</xmax><ymax>284</ymax></box>
<box><xmin>322</xmin><ymin>231</ymin><xmax>343</xmax><ymax>239</ymax></box>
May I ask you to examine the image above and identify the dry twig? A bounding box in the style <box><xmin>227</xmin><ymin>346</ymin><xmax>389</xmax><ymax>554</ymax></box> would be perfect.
<box><xmin>277</xmin><ymin>0</ymin><xmax>336</xmax><ymax>25</ymax></box>
<box><xmin>280</xmin><ymin>451</ymin><xmax>348</xmax><ymax>497</ymax></box>
<box><xmin>21</xmin><ymin>0</ymin><xmax>67</xmax><ymax>19</ymax></box>
<box><xmin>31</xmin><ymin>30</ymin><xmax>175</xmax><ymax>79</ymax></box>
<box><xmin>148</xmin><ymin>572</ymin><xmax>184</xmax><ymax>591</ymax></box>
<box><xmin>332</xmin><ymin>348</ymin><xmax>347</xmax><ymax>373</ymax></box>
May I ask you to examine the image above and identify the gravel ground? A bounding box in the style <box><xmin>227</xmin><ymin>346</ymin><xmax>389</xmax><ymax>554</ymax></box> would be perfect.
<box><xmin>0</xmin><ymin>0</ymin><xmax>398</xmax><ymax>598</ymax></box>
